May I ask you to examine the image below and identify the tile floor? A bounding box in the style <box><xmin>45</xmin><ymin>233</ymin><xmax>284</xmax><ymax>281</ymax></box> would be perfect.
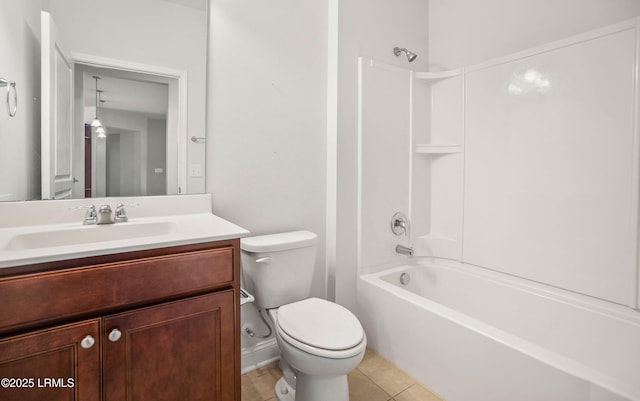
<box><xmin>242</xmin><ymin>348</ymin><xmax>445</xmax><ymax>401</ymax></box>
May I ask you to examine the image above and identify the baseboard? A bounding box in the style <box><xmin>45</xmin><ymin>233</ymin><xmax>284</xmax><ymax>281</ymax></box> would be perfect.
<box><xmin>241</xmin><ymin>338</ymin><xmax>280</xmax><ymax>374</ymax></box>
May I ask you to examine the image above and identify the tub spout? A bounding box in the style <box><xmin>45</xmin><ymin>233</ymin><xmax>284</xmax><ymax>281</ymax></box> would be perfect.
<box><xmin>396</xmin><ymin>244</ymin><xmax>414</xmax><ymax>256</ymax></box>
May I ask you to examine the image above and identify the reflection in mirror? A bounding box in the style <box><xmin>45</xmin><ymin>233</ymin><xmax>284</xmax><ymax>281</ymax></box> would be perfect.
<box><xmin>76</xmin><ymin>65</ymin><xmax>176</xmax><ymax>198</ymax></box>
<box><xmin>0</xmin><ymin>0</ymin><xmax>207</xmax><ymax>202</ymax></box>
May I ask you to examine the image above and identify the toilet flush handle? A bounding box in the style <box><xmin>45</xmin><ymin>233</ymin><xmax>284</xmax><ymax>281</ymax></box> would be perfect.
<box><xmin>255</xmin><ymin>256</ymin><xmax>271</xmax><ymax>264</ymax></box>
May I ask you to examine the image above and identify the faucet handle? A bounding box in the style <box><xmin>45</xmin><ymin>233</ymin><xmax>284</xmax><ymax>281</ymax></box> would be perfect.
<box><xmin>114</xmin><ymin>203</ymin><xmax>139</xmax><ymax>222</ymax></box>
<box><xmin>83</xmin><ymin>205</ymin><xmax>97</xmax><ymax>225</ymax></box>
<box><xmin>69</xmin><ymin>204</ymin><xmax>96</xmax><ymax>222</ymax></box>
<box><xmin>391</xmin><ymin>212</ymin><xmax>410</xmax><ymax>236</ymax></box>
<box><xmin>114</xmin><ymin>203</ymin><xmax>128</xmax><ymax>223</ymax></box>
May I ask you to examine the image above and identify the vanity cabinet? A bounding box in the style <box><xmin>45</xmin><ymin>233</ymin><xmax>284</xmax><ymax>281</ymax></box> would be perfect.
<box><xmin>0</xmin><ymin>319</ymin><xmax>100</xmax><ymax>401</ymax></box>
<box><xmin>0</xmin><ymin>239</ymin><xmax>240</xmax><ymax>401</ymax></box>
<box><xmin>103</xmin><ymin>291</ymin><xmax>235</xmax><ymax>401</ymax></box>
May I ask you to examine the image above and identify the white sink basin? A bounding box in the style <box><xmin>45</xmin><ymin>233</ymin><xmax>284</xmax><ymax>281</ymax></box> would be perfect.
<box><xmin>0</xmin><ymin>195</ymin><xmax>250</xmax><ymax>269</ymax></box>
<box><xmin>4</xmin><ymin>221</ymin><xmax>176</xmax><ymax>251</ymax></box>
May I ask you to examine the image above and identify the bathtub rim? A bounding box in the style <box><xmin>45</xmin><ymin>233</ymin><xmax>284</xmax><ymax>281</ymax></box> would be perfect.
<box><xmin>364</xmin><ymin>258</ymin><xmax>640</xmax><ymax>326</ymax></box>
<box><xmin>358</xmin><ymin>260</ymin><xmax>640</xmax><ymax>401</ymax></box>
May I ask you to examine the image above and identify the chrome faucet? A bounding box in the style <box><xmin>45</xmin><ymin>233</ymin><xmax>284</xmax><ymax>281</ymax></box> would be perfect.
<box><xmin>395</xmin><ymin>244</ymin><xmax>414</xmax><ymax>256</ymax></box>
<box><xmin>83</xmin><ymin>205</ymin><xmax>97</xmax><ymax>225</ymax></box>
<box><xmin>80</xmin><ymin>204</ymin><xmax>125</xmax><ymax>225</ymax></box>
<box><xmin>96</xmin><ymin>205</ymin><xmax>115</xmax><ymax>225</ymax></box>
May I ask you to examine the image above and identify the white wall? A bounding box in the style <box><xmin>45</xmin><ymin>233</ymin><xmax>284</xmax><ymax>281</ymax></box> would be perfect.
<box><xmin>335</xmin><ymin>0</ymin><xmax>429</xmax><ymax>311</ymax></box>
<box><xmin>147</xmin><ymin>119</ymin><xmax>167</xmax><ymax>196</ymax></box>
<box><xmin>106</xmin><ymin>135</ymin><xmax>121</xmax><ymax>196</ymax></box>
<box><xmin>429</xmin><ymin>0</ymin><xmax>640</xmax><ymax>69</ymax></box>
<box><xmin>0</xmin><ymin>0</ymin><xmax>49</xmax><ymax>201</ymax></box>
<box><xmin>49</xmin><ymin>0</ymin><xmax>207</xmax><ymax>194</ymax></box>
<box><xmin>116</xmin><ymin>132</ymin><xmax>142</xmax><ymax>196</ymax></box>
<box><xmin>88</xmin><ymin>108</ymin><xmax>148</xmax><ymax>197</ymax></box>
<box><xmin>207</xmin><ymin>0</ymin><xmax>328</xmax><ymax>294</ymax></box>
<box><xmin>206</xmin><ymin>0</ymin><xmax>329</xmax><ymax>360</ymax></box>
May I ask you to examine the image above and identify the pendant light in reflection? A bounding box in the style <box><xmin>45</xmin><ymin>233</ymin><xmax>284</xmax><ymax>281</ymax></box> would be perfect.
<box><xmin>91</xmin><ymin>76</ymin><xmax>103</xmax><ymax>128</ymax></box>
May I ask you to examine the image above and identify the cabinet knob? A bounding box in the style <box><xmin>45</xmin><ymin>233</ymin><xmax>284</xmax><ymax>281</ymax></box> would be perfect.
<box><xmin>80</xmin><ymin>335</ymin><xmax>95</xmax><ymax>349</ymax></box>
<box><xmin>108</xmin><ymin>328</ymin><xmax>122</xmax><ymax>342</ymax></box>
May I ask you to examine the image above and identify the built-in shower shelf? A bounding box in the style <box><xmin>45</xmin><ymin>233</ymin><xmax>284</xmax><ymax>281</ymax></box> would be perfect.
<box><xmin>414</xmin><ymin>69</ymin><xmax>461</xmax><ymax>81</ymax></box>
<box><xmin>415</xmin><ymin>144</ymin><xmax>461</xmax><ymax>154</ymax></box>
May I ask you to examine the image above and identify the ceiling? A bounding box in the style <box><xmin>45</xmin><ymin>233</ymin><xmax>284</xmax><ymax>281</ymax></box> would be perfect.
<box><xmin>82</xmin><ymin>67</ymin><xmax>170</xmax><ymax>119</ymax></box>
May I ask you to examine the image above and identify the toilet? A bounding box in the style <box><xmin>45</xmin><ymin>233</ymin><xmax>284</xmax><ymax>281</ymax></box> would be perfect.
<box><xmin>241</xmin><ymin>231</ymin><xmax>366</xmax><ymax>401</ymax></box>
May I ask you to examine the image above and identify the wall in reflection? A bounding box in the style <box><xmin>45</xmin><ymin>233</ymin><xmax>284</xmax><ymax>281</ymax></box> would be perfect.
<box><xmin>0</xmin><ymin>1</ymin><xmax>46</xmax><ymax>201</ymax></box>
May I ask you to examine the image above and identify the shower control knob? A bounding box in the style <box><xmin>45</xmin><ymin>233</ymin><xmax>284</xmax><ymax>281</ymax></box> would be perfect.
<box><xmin>391</xmin><ymin>212</ymin><xmax>410</xmax><ymax>236</ymax></box>
<box><xmin>80</xmin><ymin>335</ymin><xmax>95</xmax><ymax>349</ymax></box>
<box><xmin>108</xmin><ymin>328</ymin><xmax>122</xmax><ymax>342</ymax></box>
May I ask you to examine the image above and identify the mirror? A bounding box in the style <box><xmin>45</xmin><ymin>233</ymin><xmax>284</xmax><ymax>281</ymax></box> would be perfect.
<box><xmin>0</xmin><ymin>0</ymin><xmax>208</xmax><ymax>201</ymax></box>
<box><xmin>77</xmin><ymin>65</ymin><xmax>175</xmax><ymax>198</ymax></box>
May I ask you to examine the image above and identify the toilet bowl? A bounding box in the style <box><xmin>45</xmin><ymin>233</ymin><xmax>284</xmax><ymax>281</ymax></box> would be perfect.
<box><xmin>268</xmin><ymin>299</ymin><xmax>366</xmax><ymax>401</ymax></box>
<box><xmin>241</xmin><ymin>231</ymin><xmax>366</xmax><ymax>401</ymax></box>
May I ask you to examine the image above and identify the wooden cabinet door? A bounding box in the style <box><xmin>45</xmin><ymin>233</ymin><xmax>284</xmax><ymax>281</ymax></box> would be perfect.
<box><xmin>0</xmin><ymin>319</ymin><xmax>100</xmax><ymax>401</ymax></box>
<box><xmin>103</xmin><ymin>291</ymin><xmax>237</xmax><ymax>401</ymax></box>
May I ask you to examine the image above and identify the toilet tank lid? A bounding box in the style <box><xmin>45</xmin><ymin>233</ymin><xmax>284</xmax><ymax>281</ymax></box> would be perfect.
<box><xmin>240</xmin><ymin>231</ymin><xmax>317</xmax><ymax>253</ymax></box>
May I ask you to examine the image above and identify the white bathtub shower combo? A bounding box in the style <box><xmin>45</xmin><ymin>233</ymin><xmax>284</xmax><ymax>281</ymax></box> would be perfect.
<box><xmin>356</xmin><ymin>18</ymin><xmax>640</xmax><ymax>401</ymax></box>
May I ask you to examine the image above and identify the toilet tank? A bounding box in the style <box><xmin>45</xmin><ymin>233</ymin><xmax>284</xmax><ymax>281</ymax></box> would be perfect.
<box><xmin>241</xmin><ymin>231</ymin><xmax>317</xmax><ymax>310</ymax></box>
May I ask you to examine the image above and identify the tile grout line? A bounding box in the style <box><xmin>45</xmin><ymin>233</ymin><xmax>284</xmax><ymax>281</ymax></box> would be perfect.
<box><xmin>353</xmin><ymin>366</ymin><xmax>408</xmax><ymax>399</ymax></box>
<box><xmin>391</xmin><ymin>383</ymin><xmax>415</xmax><ymax>399</ymax></box>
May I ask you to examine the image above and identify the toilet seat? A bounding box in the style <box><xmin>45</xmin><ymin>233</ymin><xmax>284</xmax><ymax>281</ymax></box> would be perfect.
<box><xmin>276</xmin><ymin>298</ymin><xmax>366</xmax><ymax>359</ymax></box>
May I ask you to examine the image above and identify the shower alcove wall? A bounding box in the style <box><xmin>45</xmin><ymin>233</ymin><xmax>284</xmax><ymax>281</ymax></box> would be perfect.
<box><xmin>358</xmin><ymin>17</ymin><xmax>640</xmax><ymax>308</ymax></box>
<box><xmin>420</xmin><ymin>19</ymin><xmax>640</xmax><ymax>308</ymax></box>
<box><xmin>356</xmin><ymin>59</ymin><xmax>465</xmax><ymax>271</ymax></box>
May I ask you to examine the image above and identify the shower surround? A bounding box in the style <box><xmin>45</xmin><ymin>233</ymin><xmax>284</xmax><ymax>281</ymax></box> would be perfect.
<box><xmin>356</xmin><ymin>18</ymin><xmax>640</xmax><ymax>401</ymax></box>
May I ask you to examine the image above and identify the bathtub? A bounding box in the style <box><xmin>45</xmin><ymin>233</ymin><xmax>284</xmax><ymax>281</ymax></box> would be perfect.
<box><xmin>357</xmin><ymin>260</ymin><xmax>640</xmax><ymax>401</ymax></box>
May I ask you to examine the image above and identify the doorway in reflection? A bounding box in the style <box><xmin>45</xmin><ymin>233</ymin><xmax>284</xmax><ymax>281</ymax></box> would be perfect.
<box><xmin>76</xmin><ymin>65</ymin><xmax>175</xmax><ymax>198</ymax></box>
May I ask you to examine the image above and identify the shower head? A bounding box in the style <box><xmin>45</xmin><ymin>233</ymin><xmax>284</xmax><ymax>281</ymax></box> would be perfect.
<box><xmin>393</xmin><ymin>47</ymin><xmax>417</xmax><ymax>62</ymax></box>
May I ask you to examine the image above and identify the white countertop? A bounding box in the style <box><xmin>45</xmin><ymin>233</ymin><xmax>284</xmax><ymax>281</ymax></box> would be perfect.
<box><xmin>0</xmin><ymin>194</ymin><xmax>250</xmax><ymax>269</ymax></box>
